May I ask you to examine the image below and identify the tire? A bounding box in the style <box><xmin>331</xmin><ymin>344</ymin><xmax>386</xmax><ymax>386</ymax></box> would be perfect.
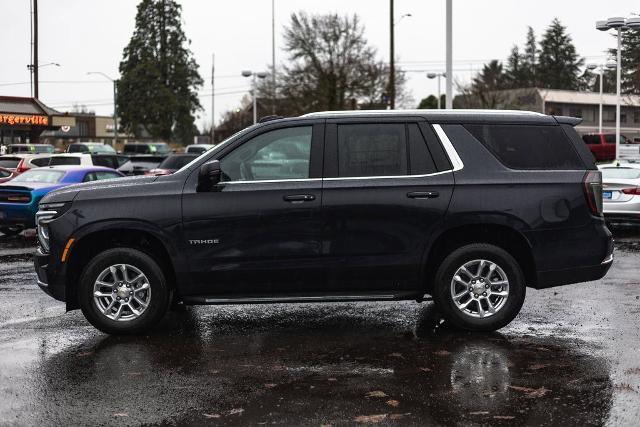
<box><xmin>78</xmin><ymin>248</ymin><xmax>171</xmax><ymax>335</ymax></box>
<box><xmin>0</xmin><ymin>226</ymin><xmax>23</xmax><ymax>236</ymax></box>
<box><xmin>431</xmin><ymin>243</ymin><xmax>526</xmax><ymax>332</ymax></box>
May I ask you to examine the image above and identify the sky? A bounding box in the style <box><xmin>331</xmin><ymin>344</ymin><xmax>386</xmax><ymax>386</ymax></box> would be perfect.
<box><xmin>1</xmin><ymin>0</ymin><xmax>638</xmax><ymax>131</ymax></box>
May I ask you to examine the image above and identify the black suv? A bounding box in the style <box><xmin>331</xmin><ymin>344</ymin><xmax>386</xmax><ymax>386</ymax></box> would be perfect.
<box><xmin>34</xmin><ymin>110</ymin><xmax>613</xmax><ymax>334</ymax></box>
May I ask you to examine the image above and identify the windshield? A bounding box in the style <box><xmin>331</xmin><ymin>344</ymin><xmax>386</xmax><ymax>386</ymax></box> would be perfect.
<box><xmin>601</xmin><ymin>168</ymin><xmax>640</xmax><ymax>180</ymax></box>
<box><xmin>158</xmin><ymin>155</ymin><xmax>198</xmax><ymax>169</ymax></box>
<box><xmin>12</xmin><ymin>169</ymin><xmax>65</xmax><ymax>183</ymax></box>
<box><xmin>86</xmin><ymin>144</ymin><xmax>115</xmax><ymax>153</ymax></box>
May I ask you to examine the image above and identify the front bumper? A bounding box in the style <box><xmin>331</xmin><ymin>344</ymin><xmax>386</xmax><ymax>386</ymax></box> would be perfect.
<box><xmin>34</xmin><ymin>249</ymin><xmax>66</xmax><ymax>302</ymax></box>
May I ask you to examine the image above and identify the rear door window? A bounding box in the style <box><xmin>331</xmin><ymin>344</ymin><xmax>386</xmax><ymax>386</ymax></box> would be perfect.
<box><xmin>337</xmin><ymin>124</ymin><xmax>408</xmax><ymax>177</ymax></box>
<box><xmin>464</xmin><ymin>124</ymin><xmax>584</xmax><ymax>170</ymax></box>
<box><xmin>407</xmin><ymin>123</ymin><xmax>437</xmax><ymax>175</ymax></box>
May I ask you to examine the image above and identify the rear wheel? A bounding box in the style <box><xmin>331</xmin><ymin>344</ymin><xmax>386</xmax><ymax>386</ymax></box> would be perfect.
<box><xmin>432</xmin><ymin>243</ymin><xmax>526</xmax><ymax>331</ymax></box>
<box><xmin>78</xmin><ymin>248</ymin><xmax>170</xmax><ymax>334</ymax></box>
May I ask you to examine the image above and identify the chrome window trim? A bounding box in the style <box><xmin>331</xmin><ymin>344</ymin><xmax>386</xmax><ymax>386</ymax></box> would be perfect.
<box><xmin>432</xmin><ymin>124</ymin><xmax>464</xmax><ymax>172</ymax></box>
<box><xmin>220</xmin><ymin>123</ymin><xmax>464</xmax><ymax>184</ymax></box>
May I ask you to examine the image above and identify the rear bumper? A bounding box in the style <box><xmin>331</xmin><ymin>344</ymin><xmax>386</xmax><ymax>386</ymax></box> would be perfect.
<box><xmin>0</xmin><ymin>203</ymin><xmax>37</xmax><ymax>228</ymax></box>
<box><xmin>535</xmin><ymin>253</ymin><xmax>613</xmax><ymax>289</ymax></box>
<box><xmin>34</xmin><ymin>249</ymin><xmax>66</xmax><ymax>302</ymax></box>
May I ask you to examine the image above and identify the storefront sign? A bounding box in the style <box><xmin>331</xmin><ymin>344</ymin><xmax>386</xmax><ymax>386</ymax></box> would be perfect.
<box><xmin>0</xmin><ymin>114</ymin><xmax>49</xmax><ymax>126</ymax></box>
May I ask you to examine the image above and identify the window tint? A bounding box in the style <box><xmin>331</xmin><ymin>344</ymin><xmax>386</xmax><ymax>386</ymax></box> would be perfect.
<box><xmin>582</xmin><ymin>135</ymin><xmax>600</xmax><ymax>145</ymax></box>
<box><xmin>68</xmin><ymin>144</ymin><xmax>87</xmax><ymax>153</ymax></box>
<box><xmin>337</xmin><ymin>124</ymin><xmax>408</xmax><ymax>177</ymax></box>
<box><xmin>30</xmin><ymin>157</ymin><xmax>51</xmax><ymax>167</ymax></box>
<box><xmin>407</xmin><ymin>123</ymin><xmax>437</xmax><ymax>175</ymax></box>
<box><xmin>49</xmin><ymin>156</ymin><xmax>81</xmax><ymax>166</ymax></box>
<box><xmin>221</xmin><ymin>127</ymin><xmax>311</xmax><ymax>181</ymax></box>
<box><xmin>91</xmin><ymin>155</ymin><xmax>115</xmax><ymax>168</ymax></box>
<box><xmin>465</xmin><ymin>124</ymin><xmax>584</xmax><ymax>170</ymax></box>
<box><xmin>0</xmin><ymin>158</ymin><xmax>20</xmax><ymax>168</ymax></box>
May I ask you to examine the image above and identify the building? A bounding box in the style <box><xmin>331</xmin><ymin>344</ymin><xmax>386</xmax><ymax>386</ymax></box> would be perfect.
<box><xmin>0</xmin><ymin>96</ymin><xmax>75</xmax><ymax>146</ymax></box>
<box><xmin>488</xmin><ymin>88</ymin><xmax>640</xmax><ymax>140</ymax></box>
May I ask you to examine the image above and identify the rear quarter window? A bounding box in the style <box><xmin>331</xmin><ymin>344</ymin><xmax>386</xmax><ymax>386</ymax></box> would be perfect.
<box><xmin>464</xmin><ymin>124</ymin><xmax>584</xmax><ymax>170</ymax></box>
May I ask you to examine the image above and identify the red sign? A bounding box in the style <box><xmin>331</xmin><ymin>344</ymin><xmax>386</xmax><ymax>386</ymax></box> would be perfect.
<box><xmin>0</xmin><ymin>114</ymin><xmax>49</xmax><ymax>126</ymax></box>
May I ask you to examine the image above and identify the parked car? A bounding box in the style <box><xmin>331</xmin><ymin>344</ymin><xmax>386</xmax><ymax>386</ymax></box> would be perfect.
<box><xmin>35</xmin><ymin>110</ymin><xmax>612</xmax><ymax>335</ymax></box>
<box><xmin>0</xmin><ymin>167</ymin><xmax>17</xmax><ymax>184</ymax></box>
<box><xmin>0</xmin><ymin>154</ymin><xmax>52</xmax><ymax>173</ymax></box>
<box><xmin>599</xmin><ymin>163</ymin><xmax>640</xmax><ymax>223</ymax></box>
<box><xmin>145</xmin><ymin>154</ymin><xmax>199</xmax><ymax>176</ymax></box>
<box><xmin>48</xmin><ymin>153</ymin><xmax>131</xmax><ymax>173</ymax></box>
<box><xmin>185</xmin><ymin>144</ymin><xmax>215</xmax><ymax>154</ymax></box>
<box><xmin>66</xmin><ymin>142</ymin><xmax>116</xmax><ymax>154</ymax></box>
<box><xmin>121</xmin><ymin>155</ymin><xmax>167</xmax><ymax>175</ymax></box>
<box><xmin>582</xmin><ymin>133</ymin><xmax>632</xmax><ymax>162</ymax></box>
<box><xmin>123</xmin><ymin>142</ymin><xmax>171</xmax><ymax>155</ymax></box>
<box><xmin>6</xmin><ymin>144</ymin><xmax>55</xmax><ymax>154</ymax></box>
<box><xmin>0</xmin><ymin>166</ymin><xmax>124</xmax><ymax>236</ymax></box>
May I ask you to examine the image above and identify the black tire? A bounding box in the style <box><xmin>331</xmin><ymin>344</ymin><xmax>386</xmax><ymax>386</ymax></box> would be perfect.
<box><xmin>431</xmin><ymin>243</ymin><xmax>526</xmax><ymax>332</ymax></box>
<box><xmin>78</xmin><ymin>248</ymin><xmax>171</xmax><ymax>335</ymax></box>
<box><xmin>0</xmin><ymin>226</ymin><xmax>23</xmax><ymax>236</ymax></box>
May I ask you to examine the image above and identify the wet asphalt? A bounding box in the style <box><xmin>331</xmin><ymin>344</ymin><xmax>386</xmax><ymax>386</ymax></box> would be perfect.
<box><xmin>0</xmin><ymin>228</ymin><xmax>639</xmax><ymax>426</ymax></box>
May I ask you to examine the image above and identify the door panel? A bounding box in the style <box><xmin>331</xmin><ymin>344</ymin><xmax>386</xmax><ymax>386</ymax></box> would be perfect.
<box><xmin>180</xmin><ymin>123</ymin><xmax>325</xmax><ymax>296</ymax></box>
<box><xmin>321</xmin><ymin>119</ymin><xmax>454</xmax><ymax>292</ymax></box>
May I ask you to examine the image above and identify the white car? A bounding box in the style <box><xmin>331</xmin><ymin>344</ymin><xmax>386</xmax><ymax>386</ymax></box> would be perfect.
<box><xmin>48</xmin><ymin>153</ymin><xmax>131</xmax><ymax>172</ymax></box>
<box><xmin>185</xmin><ymin>144</ymin><xmax>214</xmax><ymax>154</ymax></box>
<box><xmin>0</xmin><ymin>153</ymin><xmax>53</xmax><ymax>173</ymax></box>
<box><xmin>599</xmin><ymin>163</ymin><xmax>640</xmax><ymax>223</ymax></box>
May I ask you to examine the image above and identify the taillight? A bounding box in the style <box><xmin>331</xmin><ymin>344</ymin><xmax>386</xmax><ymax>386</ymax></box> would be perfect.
<box><xmin>16</xmin><ymin>159</ymin><xmax>29</xmax><ymax>173</ymax></box>
<box><xmin>583</xmin><ymin>171</ymin><xmax>603</xmax><ymax>215</ymax></box>
<box><xmin>621</xmin><ymin>187</ymin><xmax>640</xmax><ymax>195</ymax></box>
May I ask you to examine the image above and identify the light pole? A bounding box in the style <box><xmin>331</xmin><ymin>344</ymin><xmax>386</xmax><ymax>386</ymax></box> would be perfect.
<box><xmin>427</xmin><ymin>72</ymin><xmax>446</xmax><ymax>109</ymax></box>
<box><xmin>586</xmin><ymin>62</ymin><xmax>616</xmax><ymax>133</ymax></box>
<box><xmin>388</xmin><ymin>2</ymin><xmax>411</xmax><ymax>110</ymax></box>
<box><xmin>271</xmin><ymin>0</ymin><xmax>276</xmax><ymax>115</ymax></box>
<box><xmin>87</xmin><ymin>72</ymin><xmax>118</xmax><ymax>145</ymax></box>
<box><xmin>595</xmin><ymin>16</ymin><xmax>640</xmax><ymax>159</ymax></box>
<box><xmin>445</xmin><ymin>0</ymin><xmax>453</xmax><ymax>109</ymax></box>
<box><xmin>242</xmin><ymin>70</ymin><xmax>268</xmax><ymax>124</ymax></box>
<box><xmin>27</xmin><ymin>62</ymin><xmax>60</xmax><ymax>98</ymax></box>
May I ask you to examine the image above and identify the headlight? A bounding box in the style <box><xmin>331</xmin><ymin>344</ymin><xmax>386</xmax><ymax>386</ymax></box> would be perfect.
<box><xmin>36</xmin><ymin>202</ymin><xmax>69</xmax><ymax>254</ymax></box>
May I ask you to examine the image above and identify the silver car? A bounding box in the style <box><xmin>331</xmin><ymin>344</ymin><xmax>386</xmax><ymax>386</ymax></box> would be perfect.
<box><xmin>600</xmin><ymin>164</ymin><xmax>640</xmax><ymax>223</ymax></box>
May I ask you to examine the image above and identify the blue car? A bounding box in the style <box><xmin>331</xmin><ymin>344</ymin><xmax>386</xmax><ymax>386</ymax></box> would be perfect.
<box><xmin>0</xmin><ymin>166</ymin><xmax>125</xmax><ymax>236</ymax></box>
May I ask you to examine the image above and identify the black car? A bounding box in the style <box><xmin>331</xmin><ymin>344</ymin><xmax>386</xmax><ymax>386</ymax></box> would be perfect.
<box><xmin>34</xmin><ymin>110</ymin><xmax>613</xmax><ymax>334</ymax></box>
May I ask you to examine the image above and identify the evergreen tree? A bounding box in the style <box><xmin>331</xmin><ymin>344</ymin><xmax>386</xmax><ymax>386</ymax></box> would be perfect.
<box><xmin>522</xmin><ymin>26</ymin><xmax>538</xmax><ymax>86</ymax></box>
<box><xmin>417</xmin><ymin>94</ymin><xmax>445</xmax><ymax>109</ymax></box>
<box><xmin>614</xmin><ymin>28</ymin><xmax>640</xmax><ymax>94</ymax></box>
<box><xmin>460</xmin><ymin>60</ymin><xmax>508</xmax><ymax>108</ymax></box>
<box><xmin>537</xmin><ymin>18</ymin><xmax>584</xmax><ymax>90</ymax></box>
<box><xmin>505</xmin><ymin>45</ymin><xmax>525</xmax><ymax>88</ymax></box>
<box><xmin>117</xmin><ymin>0</ymin><xmax>203</xmax><ymax>145</ymax></box>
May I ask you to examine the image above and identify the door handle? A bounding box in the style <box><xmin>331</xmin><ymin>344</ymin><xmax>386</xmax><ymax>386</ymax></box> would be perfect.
<box><xmin>283</xmin><ymin>194</ymin><xmax>316</xmax><ymax>203</ymax></box>
<box><xmin>407</xmin><ymin>191</ymin><xmax>439</xmax><ymax>199</ymax></box>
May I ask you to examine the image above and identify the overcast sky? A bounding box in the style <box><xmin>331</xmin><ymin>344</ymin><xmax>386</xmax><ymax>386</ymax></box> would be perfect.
<box><xmin>1</xmin><ymin>0</ymin><xmax>637</xmax><ymax>130</ymax></box>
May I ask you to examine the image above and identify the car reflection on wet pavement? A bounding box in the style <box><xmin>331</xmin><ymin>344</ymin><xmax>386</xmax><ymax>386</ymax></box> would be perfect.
<box><xmin>0</xmin><ymin>228</ymin><xmax>639</xmax><ymax>425</ymax></box>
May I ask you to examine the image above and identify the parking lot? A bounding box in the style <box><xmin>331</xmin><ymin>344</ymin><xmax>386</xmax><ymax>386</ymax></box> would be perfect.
<box><xmin>0</xmin><ymin>227</ymin><xmax>639</xmax><ymax>425</ymax></box>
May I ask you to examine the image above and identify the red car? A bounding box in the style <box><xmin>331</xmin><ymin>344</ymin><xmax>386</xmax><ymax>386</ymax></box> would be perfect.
<box><xmin>582</xmin><ymin>133</ymin><xmax>631</xmax><ymax>162</ymax></box>
<box><xmin>0</xmin><ymin>167</ymin><xmax>17</xmax><ymax>183</ymax></box>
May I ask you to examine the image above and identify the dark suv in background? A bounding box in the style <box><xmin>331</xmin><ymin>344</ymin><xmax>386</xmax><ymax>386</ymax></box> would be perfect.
<box><xmin>34</xmin><ymin>110</ymin><xmax>612</xmax><ymax>334</ymax></box>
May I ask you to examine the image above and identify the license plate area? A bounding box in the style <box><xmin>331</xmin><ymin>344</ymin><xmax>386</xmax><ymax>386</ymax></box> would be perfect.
<box><xmin>603</xmin><ymin>191</ymin><xmax>613</xmax><ymax>200</ymax></box>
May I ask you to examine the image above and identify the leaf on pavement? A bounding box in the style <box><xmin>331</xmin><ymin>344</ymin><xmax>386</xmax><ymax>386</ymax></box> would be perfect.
<box><xmin>434</xmin><ymin>350</ymin><xmax>451</xmax><ymax>356</ymax></box>
<box><xmin>112</xmin><ymin>413</ymin><xmax>129</xmax><ymax>417</ymax></box>
<box><xmin>509</xmin><ymin>385</ymin><xmax>551</xmax><ymax>398</ymax></box>
<box><xmin>365</xmin><ymin>390</ymin><xmax>388</xmax><ymax>398</ymax></box>
<box><xmin>203</xmin><ymin>413</ymin><xmax>221</xmax><ymax>419</ymax></box>
<box><xmin>386</xmin><ymin>399</ymin><xmax>400</xmax><ymax>407</ymax></box>
<box><xmin>494</xmin><ymin>415</ymin><xmax>516</xmax><ymax>420</ymax></box>
<box><xmin>226</xmin><ymin>408</ymin><xmax>245</xmax><ymax>416</ymax></box>
<box><xmin>353</xmin><ymin>414</ymin><xmax>387</xmax><ymax>423</ymax></box>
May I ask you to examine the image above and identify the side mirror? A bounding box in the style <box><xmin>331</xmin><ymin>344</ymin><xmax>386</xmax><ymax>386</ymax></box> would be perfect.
<box><xmin>197</xmin><ymin>160</ymin><xmax>221</xmax><ymax>192</ymax></box>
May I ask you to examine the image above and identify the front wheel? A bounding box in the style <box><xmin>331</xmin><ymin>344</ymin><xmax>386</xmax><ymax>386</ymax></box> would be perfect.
<box><xmin>432</xmin><ymin>243</ymin><xmax>526</xmax><ymax>332</ymax></box>
<box><xmin>78</xmin><ymin>248</ymin><xmax>170</xmax><ymax>334</ymax></box>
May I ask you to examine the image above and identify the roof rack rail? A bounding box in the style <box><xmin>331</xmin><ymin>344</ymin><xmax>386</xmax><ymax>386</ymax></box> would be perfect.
<box><xmin>258</xmin><ymin>115</ymin><xmax>284</xmax><ymax>123</ymax></box>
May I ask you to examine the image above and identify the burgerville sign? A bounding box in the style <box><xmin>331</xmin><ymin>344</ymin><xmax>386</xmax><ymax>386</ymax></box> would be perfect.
<box><xmin>0</xmin><ymin>114</ymin><xmax>49</xmax><ymax>126</ymax></box>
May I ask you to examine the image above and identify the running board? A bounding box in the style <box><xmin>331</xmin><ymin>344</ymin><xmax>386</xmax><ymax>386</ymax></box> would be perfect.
<box><xmin>182</xmin><ymin>292</ymin><xmax>429</xmax><ymax>305</ymax></box>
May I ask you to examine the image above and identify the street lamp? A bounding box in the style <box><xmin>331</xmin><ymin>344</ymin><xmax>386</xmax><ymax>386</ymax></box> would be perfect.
<box><xmin>242</xmin><ymin>70</ymin><xmax>268</xmax><ymax>124</ymax></box>
<box><xmin>26</xmin><ymin>62</ymin><xmax>60</xmax><ymax>98</ymax></box>
<box><xmin>87</xmin><ymin>72</ymin><xmax>119</xmax><ymax>145</ymax></box>
<box><xmin>426</xmin><ymin>72</ymin><xmax>446</xmax><ymax>109</ymax></box>
<box><xmin>595</xmin><ymin>16</ymin><xmax>640</xmax><ymax>159</ymax></box>
<box><xmin>445</xmin><ymin>0</ymin><xmax>453</xmax><ymax>109</ymax></box>
<box><xmin>586</xmin><ymin>61</ymin><xmax>616</xmax><ymax>133</ymax></box>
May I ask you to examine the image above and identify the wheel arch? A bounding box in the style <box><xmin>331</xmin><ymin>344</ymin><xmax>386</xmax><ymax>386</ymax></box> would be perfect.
<box><xmin>64</xmin><ymin>220</ymin><xmax>180</xmax><ymax>311</ymax></box>
<box><xmin>422</xmin><ymin>220</ymin><xmax>537</xmax><ymax>293</ymax></box>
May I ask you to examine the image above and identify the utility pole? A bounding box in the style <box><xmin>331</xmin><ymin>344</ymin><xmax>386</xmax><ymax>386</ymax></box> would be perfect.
<box><xmin>113</xmin><ymin>80</ymin><xmax>118</xmax><ymax>145</ymax></box>
<box><xmin>445</xmin><ymin>0</ymin><xmax>453</xmax><ymax>109</ymax></box>
<box><xmin>211</xmin><ymin>54</ymin><xmax>216</xmax><ymax>144</ymax></box>
<box><xmin>389</xmin><ymin>0</ymin><xmax>395</xmax><ymax>110</ymax></box>
<box><xmin>33</xmin><ymin>0</ymin><xmax>39</xmax><ymax>99</ymax></box>
<box><xmin>271</xmin><ymin>0</ymin><xmax>276</xmax><ymax>115</ymax></box>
